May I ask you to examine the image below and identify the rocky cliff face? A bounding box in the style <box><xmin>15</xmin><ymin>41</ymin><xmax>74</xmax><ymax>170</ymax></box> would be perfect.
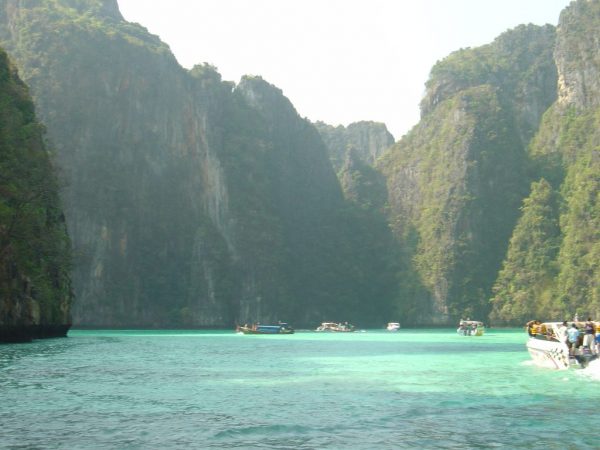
<box><xmin>492</xmin><ymin>0</ymin><xmax>600</xmax><ymax>324</ymax></box>
<box><xmin>378</xmin><ymin>25</ymin><xmax>558</xmax><ymax>324</ymax></box>
<box><xmin>338</xmin><ymin>149</ymin><xmax>388</xmax><ymax>210</ymax></box>
<box><xmin>0</xmin><ymin>1</ymin><xmax>234</xmax><ymax>327</ymax></box>
<box><xmin>555</xmin><ymin>0</ymin><xmax>600</xmax><ymax>109</ymax></box>
<box><xmin>0</xmin><ymin>48</ymin><xmax>73</xmax><ymax>341</ymax></box>
<box><xmin>0</xmin><ymin>0</ymin><xmax>398</xmax><ymax>327</ymax></box>
<box><xmin>315</xmin><ymin>121</ymin><xmax>395</xmax><ymax>173</ymax></box>
<box><xmin>3</xmin><ymin>0</ymin><xmax>591</xmax><ymax>329</ymax></box>
<box><xmin>421</xmin><ymin>24</ymin><xmax>557</xmax><ymax>146</ymax></box>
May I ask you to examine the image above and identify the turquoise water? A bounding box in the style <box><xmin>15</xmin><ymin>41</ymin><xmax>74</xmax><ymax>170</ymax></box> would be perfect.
<box><xmin>2</xmin><ymin>329</ymin><xmax>600</xmax><ymax>449</ymax></box>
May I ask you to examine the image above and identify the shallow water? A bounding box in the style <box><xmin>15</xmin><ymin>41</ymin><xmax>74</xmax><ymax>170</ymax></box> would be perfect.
<box><xmin>1</xmin><ymin>329</ymin><xmax>600</xmax><ymax>449</ymax></box>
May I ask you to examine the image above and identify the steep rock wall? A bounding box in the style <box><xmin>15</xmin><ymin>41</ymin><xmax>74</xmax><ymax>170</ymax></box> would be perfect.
<box><xmin>492</xmin><ymin>0</ymin><xmax>600</xmax><ymax>323</ymax></box>
<box><xmin>0</xmin><ymin>48</ymin><xmax>73</xmax><ymax>341</ymax></box>
<box><xmin>378</xmin><ymin>25</ymin><xmax>558</xmax><ymax>324</ymax></box>
<box><xmin>315</xmin><ymin>121</ymin><xmax>395</xmax><ymax>173</ymax></box>
<box><xmin>0</xmin><ymin>0</ymin><xmax>398</xmax><ymax>328</ymax></box>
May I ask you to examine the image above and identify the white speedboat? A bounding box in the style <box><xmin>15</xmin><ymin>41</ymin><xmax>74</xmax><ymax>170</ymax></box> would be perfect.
<box><xmin>386</xmin><ymin>322</ymin><xmax>401</xmax><ymax>331</ymax></box>
<box><xmin>526</xmin><ymin>321</ymin><xmax>598</xmax><ymax>370</ymax></box>
<box><xmin>315</xmin><ymin>322</ymin><xmax>355</xmax><ymax>332</ymax></box>
<box><xmin>457</xmin><ymin>320</ymin><xmax>484</xmax><ymax>336</ymax></box>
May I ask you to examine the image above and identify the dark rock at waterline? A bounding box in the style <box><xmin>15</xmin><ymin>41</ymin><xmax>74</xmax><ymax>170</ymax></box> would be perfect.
<box><xmin>0</xmin><ymin>324</ymin><xmax>71</xmax><ymax>343</ymax></box>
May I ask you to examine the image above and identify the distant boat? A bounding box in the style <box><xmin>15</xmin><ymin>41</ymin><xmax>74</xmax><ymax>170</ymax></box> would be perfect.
<box><xmin>457</xmin><ymin>320</ymin><xmax>484</xmax><ymax>336</ymax></box>
<box><xmin>386</xmin><ymin>322</ymin><xmax>401</xmax><ymax>331</ymax></box>
<box><xmin>237</xmin><ymin>323</ymin><xmax>294</xmax><ymax>334</ymax></box>
<box><xmin>315</xmin><ymin>322</ymin><xmax>355</xmax><ymax>332</ymax></box>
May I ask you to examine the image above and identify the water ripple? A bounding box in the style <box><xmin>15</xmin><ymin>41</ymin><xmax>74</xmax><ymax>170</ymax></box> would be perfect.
<box><xmin>1</xmin><ymin>330</ymin><xmax>600</xmax><ymax>449</ymax></box>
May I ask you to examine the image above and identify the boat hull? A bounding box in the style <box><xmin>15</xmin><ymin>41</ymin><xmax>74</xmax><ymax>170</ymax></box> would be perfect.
<box><xmin>237</xmin><ymin>325</ymin><xmax>294</xmax><ymax>335</ymax></box>
<box><xmin>315</xmin><ymin>327</ymin><xmax>355</xmax><ymax>332</ymax></box>
<box><xmin>526</xmin><ymin>338</ymin><xmax>570</xmax><ymax>370</ymax></box>
<box><xmin>239</xmin><ymin>330</ymin><xmax>294</xmax><ymax>335</ymax></box>
<box><xmin>456</xmin><ymin>328</ymin><xmax>484</xmax><ymax>336</ymax></box>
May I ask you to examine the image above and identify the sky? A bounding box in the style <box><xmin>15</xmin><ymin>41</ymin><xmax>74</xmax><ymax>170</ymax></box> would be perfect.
<box><xmin>117</xmin><ymin>0</ymin><xmax>570</xmax><ymax>139</ymax></box>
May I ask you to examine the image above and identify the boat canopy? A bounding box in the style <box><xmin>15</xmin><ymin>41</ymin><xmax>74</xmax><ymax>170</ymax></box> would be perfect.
<box><xmin>459</xmin><ymin>320</ymin><xmax>483</xmax><ymax>326</ymax></box>
<box><xmin>527</xmin><ymin>320</ymin><xmax>600</xmax><ymax>339</ymax></box>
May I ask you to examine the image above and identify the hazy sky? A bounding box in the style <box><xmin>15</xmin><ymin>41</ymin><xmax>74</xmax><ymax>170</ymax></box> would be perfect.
<box><xmin>117</xmin><ymin>0</ymin><xmax>570</xmax><ymax>139</ymax></box>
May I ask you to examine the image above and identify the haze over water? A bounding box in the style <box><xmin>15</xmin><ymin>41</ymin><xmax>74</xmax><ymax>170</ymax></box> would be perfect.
<box><xmin>2</xmin><ymin>329</ymin><xmax>600</xmax><ymax>449</ymax></box>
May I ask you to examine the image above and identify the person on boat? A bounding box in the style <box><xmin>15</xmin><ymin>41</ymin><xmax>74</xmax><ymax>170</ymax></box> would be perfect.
<box><xmin>583</xmin><ymin>318</ymin><xmax>596</xmax><ymax>354</ymax></box>
<box><xmin>526</xmin><ymin>320</ymin><xmax>540</xmax><ymax>337</ymax></box>
<box><xmin>558</xmin><ymin>321</ymin><xmax>568</xmax><ymax>344</ymax></box>
<box><xmin>567</xmin><ymin>323</ymin><xmax>580</xmax><ymax>355</ymax></box>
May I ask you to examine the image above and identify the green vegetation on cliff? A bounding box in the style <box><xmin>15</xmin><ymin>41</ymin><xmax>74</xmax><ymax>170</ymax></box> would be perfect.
<box><xmin>381</xmin><ymin>85</ymin><xmax>530</xmax><ymax>323</ymax></box>
<box><xmin>0</xmin><ymin>48</ymin><xmax>72</xmax><ymax>341</ymax></box>
<box><xmin>492</xmin><ymin>111</ymin><xmax>600</xmax><ymax>323</ymax></box>
<box><xmin>555</xmin><ymin>154</ymin><xmax>600</xmax><ymax>317</ymax></box>
<box><xmin>379</xmin><ymin>24</ymin><xmax>557</xmax><ymax>325</ymax></box>
<box><xmin>489</xmin><ymin>1</ymin><xmax>600</xmax><ymax>324</ymax></box>
<box><xmin>2</xmin><ymin>0</ymin><xmax>598</xmax><ymax>329</ymax></box>
<box><xmin>335</xmin><ymin>150</ymin><xmax>400</xmax><ymax>324</ymax></box>
<box><xmin>0</xmin><ymin>0</ymin><xmax>400</xmax><ymax>328</ymax></box>
<box><xmin>422</xmin><ymin>24</ymin><xmax>556</xmax><ymax>144</ymax></box>
<box><xmin>490</xmin><ymin>179</ymin><xmax>561</xmax><ymax>323</ymax></box>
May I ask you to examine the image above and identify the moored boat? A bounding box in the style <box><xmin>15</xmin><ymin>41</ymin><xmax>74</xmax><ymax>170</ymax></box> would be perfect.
<box><xmin>457</xmin><ymin>320</ymin><xmax>484</xmax><ymax>336</ymax></box>
<box><xmin>237</xmin><ymin>323</ymin><xmax>294</xmax><ymax>334</ymax></box>
<box><xmin>526</xmin><ymin>320</ymin><xmax>599</xmax><ymax>370</ymax></box>
<box><xmin>315</xmin><ymin>322</ymin><xmax>355</xmax><ymax>332</ymax></box>
<box><xmin>386</xmin><ymin>322</ymin><xmax>401</xmax><ymax>332</ymax></box>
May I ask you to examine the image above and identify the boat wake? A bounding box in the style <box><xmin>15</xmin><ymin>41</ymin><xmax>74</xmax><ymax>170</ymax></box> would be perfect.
<box><xmin>577</xmin><ymin>359</ymin><xmax>600</xmax><ymax>381</ymax></box>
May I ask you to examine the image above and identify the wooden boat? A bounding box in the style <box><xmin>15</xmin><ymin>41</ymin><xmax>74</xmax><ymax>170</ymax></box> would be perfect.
<box><xmin>457</xmin><ymin>320</ymin><xmax>484</xmax><ymax>336</ymax></box>
<box><xmin>315</xmin><ymin>322</ymin><xmax>355</xmax><ymax>332</ymax></box>
<box><xmin>236</xmin><ymin>323</ymin><xmax>294</xmax><ymax>334</ymax></box>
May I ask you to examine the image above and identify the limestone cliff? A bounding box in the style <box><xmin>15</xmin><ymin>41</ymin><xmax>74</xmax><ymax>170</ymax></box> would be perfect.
<box><xmin>379</xmin><ymin>25</ymin><xmax>558</xmax><ymax>324</ymax></box>
<box><xmin>0</xmin><ymin>0</ymin><xmax>398</xmax><ymax>327</ymax></box>
<box><xmin>491</xmin><ymin>0</ymin><xmax>600</xmax><ymax>323</ymax></box>
<box><xmin>555</xmin><ymin>0</ymin><xmax>600</xmax><ymax>110</ymax></box>
<box><xmin>3</xmin><ymin>0</ymin><xmax>586</xmax><ymax>329</ymax></box>
<box><xmin>338</xmin><ymin>149</ymin><xmax>388</xmax><ymax>210</ymax></box>
<box><xmin>0</xmin><ymin>48</ymin><xmax>73</xmax><ymax>342</ymax></box>
<box><xmin>315</xmin><ymin>121</ymin><xmax>395</xmax><ymax>173</ymax></box>
<box><xmin>0</xmin><ymin>1</ymin><xmax>234</xmax><ymax>327</ymax></box>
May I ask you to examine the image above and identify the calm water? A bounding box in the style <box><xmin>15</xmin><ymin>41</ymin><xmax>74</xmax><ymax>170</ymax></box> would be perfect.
<box><xmin>2</xmin><ymin>329</ymin><xmax>600</xmax><ymax>449</ymax></box>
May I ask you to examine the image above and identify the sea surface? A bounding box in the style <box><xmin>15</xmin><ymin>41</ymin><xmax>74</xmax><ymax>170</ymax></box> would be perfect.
<box><xmin>2</xmin><ymin>328</ymin><xmax>600</xmax><ymax>449</ymax></box>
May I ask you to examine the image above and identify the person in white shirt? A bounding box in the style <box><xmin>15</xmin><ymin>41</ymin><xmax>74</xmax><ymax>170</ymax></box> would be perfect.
<box><xmin>558</xmin><ymin>321</ymin><xmax>568</xmax><ymax>344</ymax></box>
